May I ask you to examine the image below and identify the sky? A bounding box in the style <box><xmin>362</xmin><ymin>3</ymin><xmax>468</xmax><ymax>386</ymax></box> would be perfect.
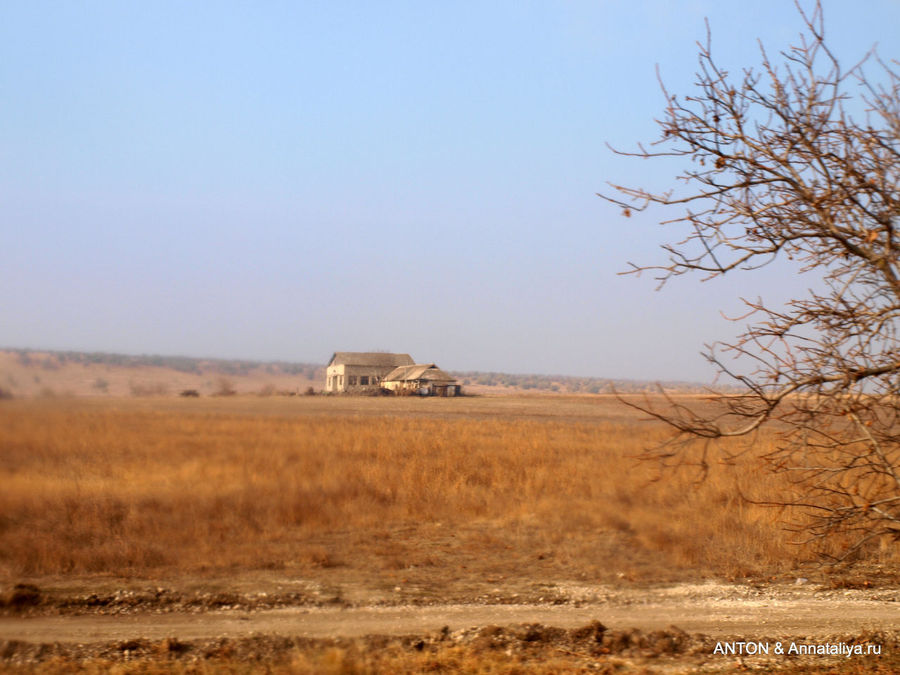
<box><xmin>2</xmin><ymin>1</ymin><xmax>899</xmax><ymax>382</ymax></box>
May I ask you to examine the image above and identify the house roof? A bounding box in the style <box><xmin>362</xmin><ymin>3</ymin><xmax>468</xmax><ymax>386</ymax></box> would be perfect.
<box><xmin>383</xmin><ymin>363</ymin><xmax>457</xmax><ymax>383</ymax></box>
<box><xmin>328</xmin><ymin>352</ymin><xmax>414</xmax><ymax>368</ymax></box>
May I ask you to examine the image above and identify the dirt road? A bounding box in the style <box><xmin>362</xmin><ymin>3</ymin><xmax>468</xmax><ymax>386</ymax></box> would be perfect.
<box><xmin>2</xmin><ymin>583</ymin><xmax>896</xmax><ymax>643</ymax></box>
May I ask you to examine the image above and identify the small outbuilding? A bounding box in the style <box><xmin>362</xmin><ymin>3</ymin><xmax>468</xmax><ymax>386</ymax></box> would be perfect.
<box><xmin>325</xmin><ymin>352</ymin><xmax>414</xmax><ymax>393</ymax></box>
<box><xmin>381</xmin><ymin>363</ymin><xmax>461</xmax><ymax>396</ymax></box>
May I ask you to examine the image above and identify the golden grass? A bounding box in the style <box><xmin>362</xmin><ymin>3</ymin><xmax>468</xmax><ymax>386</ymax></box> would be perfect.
<box><xmin>0</xmin><ymin>396</ymin><xmax>858</xmax><ymax>581</ymax></box>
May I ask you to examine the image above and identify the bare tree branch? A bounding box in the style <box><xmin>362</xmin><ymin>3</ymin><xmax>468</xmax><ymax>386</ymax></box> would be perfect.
<box><xmin>604</xmin><ymin>1</ymin><xmax>900</xmax><ymax>563</ymax></box>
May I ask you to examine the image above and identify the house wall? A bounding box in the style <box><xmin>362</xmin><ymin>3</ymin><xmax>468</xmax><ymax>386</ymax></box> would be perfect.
<box><xmin>325</xmin><ymin>364</ymin><xmax>344</xmax><ymax>392</ymax></box>
<box><xmin>382</xmin><ymin>380</ymin><xmax>461</xmax><ymax>396</ymax></box>
<box><xmin>326</xmin><ymin>364</ymin><xmax>394</xmax><ymax>392</ymax></box>
<box><xmin>381</xmin><ymin>380</ymin><xmax>424</xmax><ymax>395</ymax></box>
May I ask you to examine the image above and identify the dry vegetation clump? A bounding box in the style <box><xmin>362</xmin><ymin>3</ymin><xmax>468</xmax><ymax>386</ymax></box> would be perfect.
<box><xmin>212</xmin><ymin>377</ymin><xmax>237</xmax><ymax>397</ymax></box>
<box><xmin>0</xmin><ymin>629</ymin><xmax>682</xmax><ymax>674</ymax></box>
<box><xmin>0</xmin><ymin>398</ymin><xmax>879</xmax><ymax>580</ymax></box>
<box><xmin>3</xmin><ymin>627</ymin><xmax>899</xmax><ymax>674</ymax></box>
<box><xmin>128</xmin><ymin>381</ymin><xmax>169</xmax><ymax>397</ymax></box>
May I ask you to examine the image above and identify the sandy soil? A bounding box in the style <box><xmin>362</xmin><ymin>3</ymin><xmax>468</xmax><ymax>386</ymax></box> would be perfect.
<box><xmin>2</xmin><ymin>582</ymin><xmax>897</xmax><ymax>643</ymax></box>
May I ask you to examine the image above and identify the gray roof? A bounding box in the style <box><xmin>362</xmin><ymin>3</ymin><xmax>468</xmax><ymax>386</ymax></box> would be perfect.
<box><xmin>383</xmin><ymin>363</ymin><xmax>457</xmax><ymax>383</ymax></box>
<box><xmin>328</xmin><ymin>352</ymin><xmax>414</xmax><ymax>368</ymax></box>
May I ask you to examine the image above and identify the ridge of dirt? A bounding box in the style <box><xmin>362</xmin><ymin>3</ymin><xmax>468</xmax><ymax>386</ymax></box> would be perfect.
<box><xmin>0</xmin><ymin>624</ymin><xmax>728</xmax><ymax>667</ymax></box>
<box><xmin>2</xmin><ymin>623</ymin><xmax>898</xmax><ymax>673</ymax></box>
<box><xmin>2</xmin><ymin>582</ymin><xmax>898</xmax><ymax>644</ymax></box>
<box><xmin>4</xmin><ymin>579</ymin><xmax>899</xmax><ymax>617</ymax></box>
<box><xmin>2</xmin><ymin>582</ymin><xmax>898</xmax><ymax>672</ymax></box>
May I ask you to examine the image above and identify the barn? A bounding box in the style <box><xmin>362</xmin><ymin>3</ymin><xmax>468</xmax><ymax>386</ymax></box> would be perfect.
<box><xmin>325</xmin><ymin>352</ymin><xmax>414</xmax><ymax>393</ymax></box>
<box><xmin>381</xmin><ymin>363</ymin><xmax>461</xmax><ymax>396</ymax></box>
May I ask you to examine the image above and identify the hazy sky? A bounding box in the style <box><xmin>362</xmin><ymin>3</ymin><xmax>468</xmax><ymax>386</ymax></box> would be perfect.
<box><xmin>3</xmin><ymin>1</ymin><xmax>899</xmax><ymax>381</ymax></box>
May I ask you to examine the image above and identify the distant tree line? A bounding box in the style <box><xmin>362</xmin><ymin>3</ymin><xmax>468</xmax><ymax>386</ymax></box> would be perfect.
<box><xmin>451</xmin><ymin>371</ymin><xmax>724</xmax><ymax>394</ymax></box>
<box><xmin>6</xmin><ymin>349</ymin><xmax>724</xmax><ymax>394</ymax></box>
<box><xmin>9</xmin><ymin>349</ymin><xmax>322</xmax><ymax>380</ymax></box>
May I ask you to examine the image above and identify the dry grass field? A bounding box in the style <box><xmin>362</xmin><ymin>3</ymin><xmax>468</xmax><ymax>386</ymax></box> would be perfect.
<box><xmin>2</xmin><ymin>394</ymin><xmax>874</xmax><ymax>585</ymax></box>
<box><xmin>3</xmin><ymin>394</ymin><xmax>899</xmax><ymax>673</ymax></box>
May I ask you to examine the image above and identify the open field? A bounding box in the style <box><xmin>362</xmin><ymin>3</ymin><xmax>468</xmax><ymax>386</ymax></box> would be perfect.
<box><xmin>2</xmin><ymin>395</ymin><xmax>898</xmax><ymax>672</ymax></box>
<box><xmin>0</xmin><ymin>395</ymin><xmax>815</xmax><ymax>581</ymax></box>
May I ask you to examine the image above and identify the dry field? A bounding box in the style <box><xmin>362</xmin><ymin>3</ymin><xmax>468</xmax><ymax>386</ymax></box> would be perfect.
<box><xmin>1</xmin><ymin>395</ymin><xmax>816</xmax><ymax>582</ymax></box>
<box><xmin>1</xmin><ymin>394</ymin><xmax>898</xmax><ymax>673</ymax></box>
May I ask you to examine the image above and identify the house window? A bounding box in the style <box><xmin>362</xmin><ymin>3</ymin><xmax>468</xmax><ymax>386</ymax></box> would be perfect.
<box><xmin>348</xmin><ymin>375</ymin><xmax>357</xmax><ymax>385</ymax></box>
<box><xmin>360</xmin><ymin>376</ymin><xmax>369</xmax><ymax>385</ymax></box>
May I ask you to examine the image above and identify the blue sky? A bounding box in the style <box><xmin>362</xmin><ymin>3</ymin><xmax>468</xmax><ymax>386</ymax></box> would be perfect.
<box><xmin>2</xmin><ymin>1</ymin><xmax>899</xmax><ymax>381</ymax></box>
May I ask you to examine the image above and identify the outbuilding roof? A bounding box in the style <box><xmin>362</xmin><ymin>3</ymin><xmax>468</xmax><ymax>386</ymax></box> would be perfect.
<box><xmin>383</xmin><ymin>363</ymin><xmax>457</xmax><ymax>383</ymax></box>
<box><xmin>328</xmin><ymin>352</ymin><xmax>414</xmax><ymax>368</ymax></box>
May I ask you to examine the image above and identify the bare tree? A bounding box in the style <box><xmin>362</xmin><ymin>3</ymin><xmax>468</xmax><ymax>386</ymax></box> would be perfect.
<box><xmin>603</xmin><ymin>2</ymin><xmax>900</xmax><ymax>562</ymax></box>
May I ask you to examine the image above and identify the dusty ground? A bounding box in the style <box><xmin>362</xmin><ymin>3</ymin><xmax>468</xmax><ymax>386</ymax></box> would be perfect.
<box><xmin>3</xmin><ymin>581</ymin><xmax>899</xmax><ymax>640</ymax></box>
<box><xmin>2</xmin><ymin>579</ymin><xmax>898</xmax><ymax>672</ymax></box>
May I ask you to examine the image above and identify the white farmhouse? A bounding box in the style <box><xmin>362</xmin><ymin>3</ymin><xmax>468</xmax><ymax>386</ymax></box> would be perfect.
<box><xmin>325</xmin><ymin>352</ymin><xmax>414</xmax><ymax>393</ymax></box>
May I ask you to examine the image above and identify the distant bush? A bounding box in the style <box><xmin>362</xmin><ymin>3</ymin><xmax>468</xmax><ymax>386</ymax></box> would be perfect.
<box><xmin>179</xmin><ymin>389</ymin><xmax>200</xmax><ymax>398</ymax></box>
<box><xmin>129</xmin><ymin>381</ymin><xmax>169</xmax><ymax>397</ymax></box>
<box><xmin>40</xmin><ymin>357</ymin><xmax>60</xmax><ymax>371</ymax></box>
<box><xmin>213</xmin><ymin>377</ymin><xmax>237</xmax><ymax>396</ymax></box>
